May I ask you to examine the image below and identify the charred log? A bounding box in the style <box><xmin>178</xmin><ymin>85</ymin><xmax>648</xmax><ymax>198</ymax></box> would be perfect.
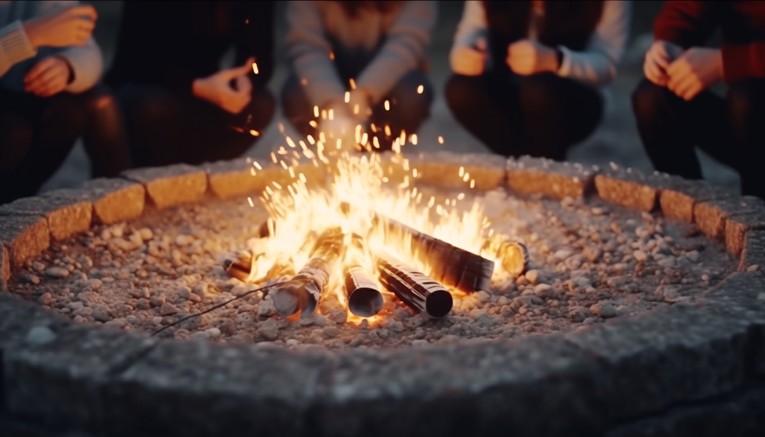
<box><xmin>344</xmin><ymin>266</ymin><xmax>384</xmax><ymax>317</ymax></box>
<box><xmin>377</xmin><ymin>255</ymin><xmax>452</xmax><ymax>318</ymax></box>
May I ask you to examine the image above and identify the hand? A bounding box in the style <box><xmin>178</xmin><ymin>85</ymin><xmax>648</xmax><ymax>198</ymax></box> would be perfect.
<box><xmin>346</xmin><ymin>88</ymin><xmax>373</xmax><ymax>122</ymax></box>
<box><xmin>24</xmin><ymin>56</ymin><xmax>71</xmax><ymax>97</ymax></box>
<box><xmin>451</xmin><ymin>37</ymin><xmax>488</xmax><ymax>76</ymax></box>
<box><xmin>643</xmin><ymin>40</ymin><xmax>683</xmax><ymax>86</ymax></box>
<box><xmin>666</xmin><ymin>47</ymin><xmax>723</xmax><ymax>101</ymax></box>
<box><xmin>192</xmin><ymin>58</ymin><xmax>254</xmax><ymax>114</ymax></box>
<box><xmin>23</xmin><ymin>5</ymin><xmax>97</xmax><ymax>49</ymax></box>
<box><xmin>506</xmin><ymin>39</ymin><xmax>558</xmax><ymax>76</ymax></box>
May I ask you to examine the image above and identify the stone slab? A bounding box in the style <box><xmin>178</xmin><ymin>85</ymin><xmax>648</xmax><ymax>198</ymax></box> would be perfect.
<box><xmin>0</xmin><ymin>245</ymin><xmax>9</xmax><ymax>292</ymax></box>
<box><xmin>693</xmin><ymin>195</ymin><xmax>765</xmax><ymax>242</ymax></box>
<box><xmin>205</xmin><ymin>157</ymin><xmax>327</xmax><ymax>199</ymax></box>
<box><xmin>652</xmin><ymin>173</ymin><xmax>731</xmax><ymax>223</ymax></box>
<box><xmin>506</xmin><ymin>156</ymin><xmax>597</xmax><ymax>200</ymax></box>
<box><xmin>594</xmin><ymin>164</ymin><xmax>659</xmax><ymax>212</ymax></box>
<box><xmin>384</xmin><ymin>151</ymin><xmax>506</xmax><ymax>191</ymax></box>
<box><xmin>315</xmin><ymin>336</ymin><xmax>606</xmax><ymax>437</ymax></box>
<box><xmin>565</xmin><ymin>303</ymin><xmax>751</xmax><ymax>423</ymax></box>
<box><xmin>0</xmin><ymin>190</ymin><xmax>92</xmax><ymax>241</ymax></box>
<box><xmin>0</xmin><ymin>214</ymin><xmax>49</xmax><ymax>269</ymax></box>
<box><xmin>4</xmin><ymin>324</ymin><xmax>156</xmax><ymax>430</ymax></box>
<box><xmin>81</xmin><ymin>178</ymin><xmax>145</xmax><ymax>225</ymax></box>
<box><xmin>123</xmin><ymin>164</ymin><xmax>207</xmax><ymax>209</ymax></box>
<box><xmin>103</xmin><ymin>341</ymin><xmax>334</xmax><ymax>437</ymax></box>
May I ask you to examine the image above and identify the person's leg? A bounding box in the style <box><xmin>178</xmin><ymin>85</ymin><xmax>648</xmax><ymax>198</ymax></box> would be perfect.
<box><xmin>280</xmin><ymin>75</ymin><xmax>318</xmax><ymax>138</ymax></box>
<box><xmin>516</xmin><ymin>72</ymin><xmax>603</xmax><ymax>161</ymax></box>
<box><xmin>81</xmin><ymin>85</ymin><xmax>132</xmax><ymax>177</ymax></box>
<box><xmin>444</xmin><ymin>72</ymin><xmax>524</xmax><ymax>156</ymax></box>
<box><xmin>727</xmin><ymin>78</ymin><xmax>765</xmax><ymax>199</ymax></box>
<box><xmin>0</xmin><ymin>91</ymin><xmax>85</xmax><ymax>203</ymax></box>
<box><xmin>369</xmin><ymin>70</ymin><xmax>434</xmax><ymax>151</ymax></box>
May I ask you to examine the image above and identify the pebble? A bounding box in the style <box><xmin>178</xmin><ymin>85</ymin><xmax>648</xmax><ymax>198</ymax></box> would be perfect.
<box><xmin>160</xmin><ymin>302</ymin><xmax>179</xmax><ymax>316</ymax></box>
<box><xmin>747</xmin><ymin>265</ymin><xmax>759</xmax><ymax>272</ymax></box>
<box><xmin>138</xmin><ymin>228</ymin><xmax>154</xmax><ymax>241</ymax></box>
<box><xmin>44</xmin><ymin>267</ymin><xmax>70</xmax><ymax>279</ymax></box>
<box><xmin>633</xmin><ymin>250</ymin><xmax>648</xmax><ymax>262</ymax></box>
<box><xmin>20</xmin><ymin>272</ymin><xmax>41</xmax><ymax>285</ymax></box>
<box><xmin>590</xmin><ymin>302</ymin><xmax>617</xmax><ymax>318</ymax></box>
<box><xmin>257</xmin><ymin>319</ymin><xmax>280</xmax><ymax>340</ymax></box>
<box><xmin>38</xmin><ymin>292</ymin><xmax>53</xmax><ymax>306</ymax></box>
<box><xmin>92</xmin><ymin>304</ymin><xmax>111</xmax><ymax>322</ymax></box>
<box><xmin>525</xmin><ymin>269</ymin><xmax>540</xmax><ymax>284</ymax></box>
<box><xmin>533</xmin><ymin>283</ymin><xmax>556</xmax><ymax>299</ymax></box>
<box><xmin>150</xmin><ymin>295</ymin><xmax>166</xmax><ymax>307</ymax></box>
<box><xmin>25</xmin><ymin>326</ymin><xmax>57</xmax><ymax>345</ymax></box>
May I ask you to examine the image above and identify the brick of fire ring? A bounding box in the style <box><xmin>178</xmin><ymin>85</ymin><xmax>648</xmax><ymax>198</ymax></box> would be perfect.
<box><xmin>694</xmin><ymin>195</ymin><xmax>765</xmax><ymax>242</ymax></box>
<box><xmin>123</xmin><ymin>164</ymin><xmax>207</xmax><ymax>210</ymax></box>
<box><xmin>594</xmin><ymin>165</ymin><xmax>659</xmax><ymax>212</ymax></box>
<box><xmin>0</xmin><ymin>214</ymin><xmax>49</xmax><ymax>270</ymax></box>
<box><xmin>205</xmin><ymin>158</ymin><xmax>327</xmax><ymax>199</ymax></box>
<box><xmin>1</xmin><ymin>243</ymin><xmax>9</xmax><ymax>291</ymax></box>
<box><xmin>80</xmin><ymin>178</ymin><xmax>146</xmax><ymax>225</ymax></box>
<box><xmin>738</xmin><ymin>229</ymin><xmax>765</xmax><ymax>272</ymax></box>
<box><xmin>0</xmin><ymin>189</ymin><xmax>92</xmax><ymax>241</ymax></box>
<box><xmin>379</xmin><ymin>151</ymin><xmax>506</xmax><ymax>191</ymax></box>
<box><xmin>506</xmin><ymin>156</ymin><xmax>597</xmax><ymax>200</ymax></box>
<box><xmin>653</xmin><ymin>173</ymin><xmax>732</xmax><ymax>223</ymax></box>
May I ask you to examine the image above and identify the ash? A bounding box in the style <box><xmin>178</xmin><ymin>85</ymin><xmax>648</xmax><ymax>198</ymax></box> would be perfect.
<box><xmin>10</xmin><ymin>188</ymin><xmax>739</xmax><ymax>349</ymax></box>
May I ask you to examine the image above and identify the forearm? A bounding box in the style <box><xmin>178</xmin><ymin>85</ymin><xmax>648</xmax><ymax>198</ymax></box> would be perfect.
<box><xmin>0</xmin><ymin>21</ymin><xmax>37</xmax><ymax>77</ymax></box>
<box><xmin>59</xmin><ymin>37</ymin><xmax>103</xmax><ymax>93</ymax></box>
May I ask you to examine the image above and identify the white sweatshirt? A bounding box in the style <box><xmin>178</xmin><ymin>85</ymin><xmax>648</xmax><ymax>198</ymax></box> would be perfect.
<box><xmin>0</xmin><ymin>0</ymin><xmax>103</xmax><ymax>93</ymax></box>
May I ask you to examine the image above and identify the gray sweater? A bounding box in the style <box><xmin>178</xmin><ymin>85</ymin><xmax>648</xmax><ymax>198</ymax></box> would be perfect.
<box><xmin>286</xmin><ymin>1</ymin><xmax>436</xmax><ymax>107</ymax></box>
<box><xmin>0</xmin><ymin>0</ymin><xmax>103</xmax><ymax>93</ymax></box>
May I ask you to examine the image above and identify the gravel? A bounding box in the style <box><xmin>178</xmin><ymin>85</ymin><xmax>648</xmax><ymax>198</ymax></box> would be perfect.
<box><xmin>8</xmin><ymin>187</ymin><xmax>739</xmax><ymax>349</ymax></box>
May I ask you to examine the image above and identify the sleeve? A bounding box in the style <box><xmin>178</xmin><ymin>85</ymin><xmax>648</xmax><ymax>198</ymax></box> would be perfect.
<box><xmin>448</xmin><ymin>0</ymin><xmax>488</xmax><ymax>72</ymax></box>
<box><xmin>652</xmin><ymin>0</ymin><xmax>718</xmax><ymax>48</ymax></box>
<box><xmin>557</xmin><ymin>0</ymin><xmax>631</xmax><ymax>86</ymax></box>
<box><xmin>722</xmin><ymin>42</ymin><xmax>765</xmax><ymax>82</ymax></box>
<box><xmin>356</xmin><ymin>1</ymin><xmax>437</xmax><ymax>104</ymax></box>
<box><xmin>285</xmin><ymin>1</ymin><xmax>347</xmax><ymax>108</ymax></box>
<box><xmin>58</xmin><ymin>36</ymin><xmax>104</xmax><ymax>93</ymax></box>
<box><xmin>235</xmin><ymin>1</ymin><xmax>274</xmax><ymax>88</ymax></box>
<box><xmin>0</xmin><ymin>20</ymin><xmax>37</xmax><ymax>77</ymax></box>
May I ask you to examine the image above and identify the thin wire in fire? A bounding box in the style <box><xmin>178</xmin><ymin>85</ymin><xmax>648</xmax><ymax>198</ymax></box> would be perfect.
<box><xmin>151</xmin><ymin>280</ymin><xmax>289</xmax><ymax>337</ymax></box>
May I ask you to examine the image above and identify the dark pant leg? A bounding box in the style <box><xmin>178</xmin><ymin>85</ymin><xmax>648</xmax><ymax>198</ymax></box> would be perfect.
<box><xmin>444</xmin><ymin>72</ymin><xmax>525</xmax><ymax>156</ymax></box>
<box><xmin>0</xmin><ymin>90</ymin><xmax>86</xmax><ymax>203</ymax></box>
<box><xmin>280</xmin><ymin>75</ymin><xmax>317</xmax><ymax>138</ymax></box>
<box><xmin>727</xmin><ymin>79</ymin><xmax>765</xmax><ymax>199</ymax></box>
<box><xmin>369</xmin><ymin>70</ymin><xmax>433</xmax><ymax>151</ymax></box>
<box><xmin>80</xmin><ymin>85</ymin><xmax>132</xmax><ymax>177</ymax></box>
<box><xmin>631</xmin><ymin>78</ymin><xmax>737</xmax><ymax>180</ymax></box>
<box><xmin>517</xmin><ymin>73</ymin><xmax>603</xmax><ymax>161</ymax></box>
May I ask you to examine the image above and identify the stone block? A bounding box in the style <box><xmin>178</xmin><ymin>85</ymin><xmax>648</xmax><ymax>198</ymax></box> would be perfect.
<box><xmin>4</xmin><ymin>324</ymin><xmax>156</xmax><ymax>430</ymax></box>
<box><xmin>82</xmin><ymin>178</ymin><xmax>145</xmax><ymax>225</ymax></box>
<box><xmin>694</xmin><ymin>195</ymin><xmax>765</xmax><ymax>242</ymax></box>
<box><xmin>506</xmin><ymin>156</ymin><xmax>597</xmax><ymax>200</ymax></box>
<box><xmin>103</xmin><ymin>341</ymin><xmax>334</xmax><ymax>437</ymax></box>
<box><xmin>652</xmin><ymin>173</ymin><xmax>731</xmax><ymax>223</ymax></box>
<box><xmin>565</xmin><ymin>303</ymin><xmax>751</xmax><ymax>423</ymax></box>
<box><xmin>0</xmin><ymin>214</ymin><xmax>49</xmax><ymax>269</ymax></box>
<box><xmin>738</xmin><ymin>230</ymin><xmax>765</xmax><ymax>272</ymax></box>
<box><xmin>725</xmin><ymin>212</ymin><xmax>765</xmax><ymax>259</ymax></box>
<box><xmin>594</xmin><ymin>164</ymin><xmax>659</xmax><ymax>212</ymax></box>
<box><xmin>385</xmin><ymin>151</ymin><xmax>506</xmax><ymax>191</ymax></box>
<box><xmin>205</xmin><ymin>157</ymin><xmax>327</xmax><ymax>199</ymax></box>
<box><xmin>0</xmin><ymin>244</ymin><xmax>8</xmax><ymax>292</ymax></box>
<box><xmin>0</xmin><ymin>189</ymin><xmax>92</xmax><ymax>241</ymax></box>
<box><xmin>123</xmin><ymin>164</ymin><xmax>207</xmax><ymax>209</ymax></box>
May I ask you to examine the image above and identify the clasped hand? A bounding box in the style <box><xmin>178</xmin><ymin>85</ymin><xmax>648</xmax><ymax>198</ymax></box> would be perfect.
<box><xmin>192</xmin><ymin>58</ymin><xmax>255</xmax><ymax>114</ymax></box>
<box><xmin>644</xmin><ymin>40</ymin><xmax>723</xmax><ymax>101</ymax></box>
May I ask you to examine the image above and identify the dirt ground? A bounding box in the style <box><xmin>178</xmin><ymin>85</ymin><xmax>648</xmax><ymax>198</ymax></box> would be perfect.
<box><xmin>40</xmin><ymin>1</ymin><xmax>740</xmax><ymax>195</ymax></box>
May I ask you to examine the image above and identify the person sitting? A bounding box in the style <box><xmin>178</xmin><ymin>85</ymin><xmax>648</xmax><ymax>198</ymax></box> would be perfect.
<box><xmin>281</xmin><ymin>1</ymin><xmax>436</xmax><ymax>153</ymax></box>
<box><xmin>105</xmin><ymin>1</ymin><xmax>276</xmax><ymax>167</ymax></box>
<box><xmin>445</xmin><ymin>1</ymin><xmax>631</xmax><ymax>161</ymax></box>
<box><xmin>632</xmin><ymin>1</ymin><xmax>765</xmax><ymax>200</ymax></box>
<box><xmin>0</xmin><ymin>1</ymin><xmax>129</xmax><ymax>204</ymax></box>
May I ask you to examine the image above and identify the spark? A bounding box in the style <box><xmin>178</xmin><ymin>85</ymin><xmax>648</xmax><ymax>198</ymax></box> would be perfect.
<box><xmin>252</xmin><ymin>62</ymin><xmax>259</xmax><ymax>75</ymax></box>
<box><xmin>384</xmin><ymin>100</ymin><xmax>390</xmax><ymax>111</ymax></box>
<box><xmin>329</xmin><ymin>51</ymin><xmax>335</xmax><ymax>60</ymax></box>
<box><xmin>438</xmin><ymin>135</ymin><xmax>445</xmax><ymax>144</ymax></box>
<box><xmin>247</xmin><ymin>196</ymin><xmax>255</xmax><ymax>207</ymax></box>
<box><xmin>252</xmin><ymin>161</ymin><xmax>262</xmax><ymax>170</ymax></box>
<box><xmin>344</xmin><ymin>91</ymin><xmax>350</xmax><ymax>103</ymax></box>
<box><xmin>313</xmin><ymin>106</ymin><xmax>320</xmax><ymax>118</ymax></box>
<box><xmin>307</xmin><ymin>134</ymin><xmax>315</xmax><ymax>145</ymax></box>
<box><xmin>249</xmin><ymin>129</ymin><xmax>260</xmax><ymax>137</ymax></box>
<box><xmin>349</xmin><ymin>78</ymin><xmax>356</xmax><ymax>90</ymax></box>
<box><xmin>417</xmin><ymin>84</ymin><xmax>424</xmax><ymax>94</ymax></box>
<box><xmin>410</xmin><ymin>133</ymin><xmax>418</xmax><ymax>145</ymax></box>
<box><xmin>309</xmin><ymin>120</ymin><xmax>318</xmax><ymax>128</ymax></box>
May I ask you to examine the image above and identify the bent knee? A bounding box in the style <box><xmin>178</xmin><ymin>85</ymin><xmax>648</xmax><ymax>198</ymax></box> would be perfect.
<box><xmin>445</xmin><ymin>74</ymin><xmax>484</xmax><ymax>113</ymax></box>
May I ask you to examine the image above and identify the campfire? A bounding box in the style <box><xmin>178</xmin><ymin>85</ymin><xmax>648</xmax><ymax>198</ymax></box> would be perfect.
<box><xmin>222</xmin><ymin>150</ymin><xmax>529</xmax><ymax>323</ymax></box>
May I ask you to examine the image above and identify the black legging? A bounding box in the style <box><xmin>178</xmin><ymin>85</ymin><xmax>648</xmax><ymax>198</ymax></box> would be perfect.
<box><xmin>0</xmin><ymin>86</ymin><xmax>131</xmax><ymax>204</ymax></box>
<box><xmin>115</xmin><ymin>84</ymin><xmax>275</xmax><ymax>168</ymax></box>
<box><xmin>632</xmin><ymin>78</ymin><xmax>765</xmax><ymax>199</ymax></box>
<box><xmin>445</xmin><ymin>71</ymin><xmax>604</xmax><ymax>160</ymax></box>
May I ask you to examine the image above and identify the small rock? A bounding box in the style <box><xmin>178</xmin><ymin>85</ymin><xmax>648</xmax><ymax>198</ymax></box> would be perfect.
<box><xmin>686</xmin><ymin>250</ymin><xmax>700</xmax><ymax>262</ymax></box>
<box><xmin>633</xmin><ymin>250</ymin><xmax>648</xmax><ymax>262</ymax></box>
<box><xmin>525</xmin><ymin>269</ymin><xmax>540</xmax><ymax>284</ymax></box>
<box><xmin>475</xmin><ymin>290</ymin><xmax>491</xmax><ymax>303</ymax></box>
<box><xmin>25</xmin><ymin>326</ymin><xmax>57</xmax><ymax>345</ymax></box>
<box><xmin>203</xmin><ymin>327</ymin><xmax>221</xmax><ymax>338</ymax></box>
<box><xmin>175</xmin><ymin>235</ymin><xmax>194</xmax><ymax>246</ymax></box>
<box><xmin>138</xmin><ymin>228</ymin><xmax>154</xmax><ymax>241</ymax></box>
<box><xmin>567</xmin><ymin>306</ymin><xmax>590</xmax><ymax>322</ymax></box>
<box><xmin>89</xmin><ymin>279</ymin><xmax>103</xmax><ymax>290</ymax></box>
<box><xmin>328</xmin><ymin>308</ymin><xmax>347</xmax><ymax>324</ymax></box>
<box><xmin>590</xmin><ymin>302</ymin><xmax>617</xmax><ymax>318</ymax></box>
<box><xmin>38</xmin><ymin>292</ymin><xmax>53</xmax><ymax>306</ymax></box>
<box><xmin>92</xmin><ymin>304</ymin><xmax>111</xmax><ymax>322</ymax></box>
<box><xmin>20</xmin><ymin>272</ymin><xmax>41</xmax><ymax>285</ymax></box>
<box><xmin>231</xmin><ymin>284</ymin><xmax>255</xmax><ymax>297</ymax></box>
<box><xmin>322</xmin><ymin>326</ymin><xmax>340</xmax><ymax>338</ymax></box>
<box><xmin>150</xmin><ymin>295</ymin><xmax>166</xmax><ymax>307</ymax></box>
<box><xmin>591</xmin><ymin>207</ymin><xmax>608</xmax><ymax>216</ymax></box>
<box><xmin>533</xmin><ymin>283</ymin><xmax>556</xmax><ymax>298</ymax></box>
<box><xmin>192</xmin><ymin>283</ymin><xmax>208</xmax><ymax>297</ymax></box>
<box><xmin>747</xmin><ymin>265</ymin><xmax>760</xmax><ymax>272</ymax></box>
<box><xmin>257</xmin><ymin>319</ymin><xmax>280</xmax><ymax>340</ymax></box>
<box><xmin>44</xmin><ymin>266</ymin><xmax>70</xmax><ymax>279</ymax></box>
<box><xmin>160</xmin><ymin>302</ymin><xmax>179</xmax><ymax>316</ymax></box>
<box><xmin>554</xmin><ymin>249</ymin><xmax>573</xmax><ymax>261</ymax></box>
<box><xmin>30</xmin><ymin>261</ymin><xmax>46</xmax><ymax>272</ymax></box>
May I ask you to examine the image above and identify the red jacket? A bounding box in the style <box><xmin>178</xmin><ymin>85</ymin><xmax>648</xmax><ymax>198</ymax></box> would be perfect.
<box><xmin>654</xmin><ymin>1</ymin><xmax>765</xmax><ymax>83</ymax></box>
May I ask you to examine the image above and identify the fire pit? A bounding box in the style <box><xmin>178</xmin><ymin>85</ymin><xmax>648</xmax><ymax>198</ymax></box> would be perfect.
<box><xmin>1</xmin><ymin>151</ymin><xmax>764</xmax><ymax>436</ymax></box>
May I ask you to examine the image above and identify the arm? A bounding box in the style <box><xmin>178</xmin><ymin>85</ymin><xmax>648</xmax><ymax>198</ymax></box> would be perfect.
<box><xmin>0</xmin><ymin>20</ymin><xmax>36</xmax><ymax>77</ymax></box>
<box><xmin>722</xmin><ymin>42</ymin><xmax>765</xmax><ymax>82</ymax></box>
<box><xmin>57</xmin><ymin>35</ymin><xmax>103</xmax><ymax>92</ymax></box>
<box><xmin>557</xmin><ymin>0</ymin><xmax>631</xmax><ymax>86</ymax></box>
<box><xmin>356</xmin><ymin>1</ymin><xmax>437</xmax><ymax>104</ymax></box>
<box><xmin>653</xmin><ymin>0</ymin><xmax>718</xmax><ymax>49</ymax></box>
<box><xmin>448</xmin><ymin>0</ymin><xmax>488</xmax><ymax>75</ymax></box>
<box><xmin>285</xmin><ymin>1</ymin><xmax>347</xmax><ymax>108</ymax></box>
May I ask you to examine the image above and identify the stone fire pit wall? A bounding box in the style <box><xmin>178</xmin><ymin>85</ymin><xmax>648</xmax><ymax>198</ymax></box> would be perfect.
<box><xmin>1</xmin><ymin>152</ymin><xmax>764</xmax><ymax>437</ymax></box>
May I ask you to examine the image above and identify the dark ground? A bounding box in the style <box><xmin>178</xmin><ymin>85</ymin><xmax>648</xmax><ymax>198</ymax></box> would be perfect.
<box><xmin>40</xmin><ymin>1</ymin><xmax>740</xmax><ymax>195</ymax></box>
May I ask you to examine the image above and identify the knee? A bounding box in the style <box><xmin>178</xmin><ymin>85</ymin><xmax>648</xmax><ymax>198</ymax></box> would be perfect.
<box><xmin>444</xmin><ymin>74</ymin><xmax>483</xmax><ymax>115</ymax></box>
<box><xmin>631</xmin><ymin>79</ymin><xmax>673</xmax><ymax>121</ymax></box>
<box><xmin>42</xmin><ymin>94</ymin><xmax>88</xmax><ymax>138</ymax></box>
<box><xmin>517</xmin><ymin>73</ymin><xmax>562</xmax><ymax>112</ymax></box>
<box><xmin>0</xmin><ymin>115</ymin><xmax>33</xmax><ymax>171</ymax></box>
<box><xmin>727</xmin><ymin>79</ymin><xmax>763</xmax><ymax>123</ymax></box>
<box><xmin>119</xmin><ymin>85</ymin><xmax>177</xmax><ymax>127</ymax></box>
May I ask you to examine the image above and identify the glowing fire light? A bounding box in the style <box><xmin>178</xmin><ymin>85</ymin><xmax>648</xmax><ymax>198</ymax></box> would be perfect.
<box><xmin>417</xmin><ymin>84</ymin><xmax>424</xmax><ymax>94</ymax></box>
<box><xmin>252</xmin><ymin>62</ymin><xmax>259</xmax><ymax>75</ymax></box>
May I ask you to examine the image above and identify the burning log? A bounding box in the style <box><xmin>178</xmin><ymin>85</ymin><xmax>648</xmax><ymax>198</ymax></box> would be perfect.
<box><xmin>344</xmin><ymin>266</ymin><xmax>384</xmax><ymax>317</ymax></box>
<box><xmin>375</xmin><ymin>215</ymin><xmax>494</xmax><ymax>292</ymax></box>
<box><xmin>376</xmin><ymin>255</ymin><xmax>453</xmax><ymax>318</ymax></box>
<box><xmin>484</xmin><ymin>237</ymin><xmax>529</xmax><ymax>277</ymax></box>
<box><xmin>271</xmin><ymin>227</ymin><xmax>344</xmax><ymax>318</ymax></box>
<box><xmin>223</xmin><ymin>253</ymin><xmax>252</xmax><ymax>282</ymax></box>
